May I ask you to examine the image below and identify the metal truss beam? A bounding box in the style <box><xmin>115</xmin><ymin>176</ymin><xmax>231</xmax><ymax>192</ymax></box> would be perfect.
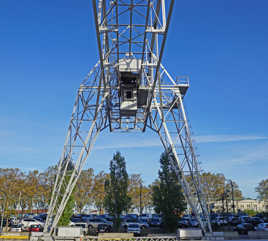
<box><xmin>44</xmin><ymin>63</ymin><xmax>109</xmax><ymax>234</ymax></box>
<box><xmin>147</xmin><ymin>79</ymin><xmax>212</xmax><ymax>232</ymax></box>
<box><xmin>44</xmin><ymin>0</ymin><xmax>213</xmax><ymax>237</ymax></box>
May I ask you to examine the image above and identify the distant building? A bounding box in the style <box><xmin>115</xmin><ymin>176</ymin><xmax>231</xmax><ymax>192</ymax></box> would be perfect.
<box><xmin>210</xmin><ymin>199</ymin><xmax>268</xmax><ymax>213</ymax></box>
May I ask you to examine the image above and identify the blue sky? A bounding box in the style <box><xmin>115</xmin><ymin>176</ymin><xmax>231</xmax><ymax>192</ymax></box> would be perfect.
<box><xmin>0</xmin><ymin>0</ymin><xmax>268</xmax><ymax>198</ymax></box>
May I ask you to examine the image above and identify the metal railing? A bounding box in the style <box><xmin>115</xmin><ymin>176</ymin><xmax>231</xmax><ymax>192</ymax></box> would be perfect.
<box><xmin>176</xmin><ymin>76</ymin><xmax>190</xmax><ymax>86</ymax></box>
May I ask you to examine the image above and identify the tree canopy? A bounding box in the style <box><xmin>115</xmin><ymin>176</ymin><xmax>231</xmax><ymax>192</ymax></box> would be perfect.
<box><xmin>104</xmin><ymin>152</ymin><xmax>131</xmax><ymax>231</ymax></box>
<box><xmin>200</xmin><ymin>172</ymin><xmax>243</xmax><ymax>202</ymax></box>
<box><xmin>256</xmin><ymin>179</ymin><xmax>268</xmax><ymax>200</ymax></box>
<box><xmin>0</xmin><ymin>162</ymin><xmax>245</xmax><ymax>223</ymax></box>
<box><xmin>152</xmin><ymin>150</ymin><xmax>186</xmax><ymax>232</ymax></box>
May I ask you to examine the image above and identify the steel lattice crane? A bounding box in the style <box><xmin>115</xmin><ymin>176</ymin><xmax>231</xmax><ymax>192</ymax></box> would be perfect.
<box><xmin>44</xmin><ymin>0</ymin><xmax>212</xmax><ymax>236</ymax></box>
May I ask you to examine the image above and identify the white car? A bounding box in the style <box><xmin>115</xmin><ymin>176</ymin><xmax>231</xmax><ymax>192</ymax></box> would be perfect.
<box><xmin>87</xmin><ymin>218</ymin><xmax>112</xmax><ymax>229</ymax></box>
<box><xmin>255</xmin><ymin>223</ymin><xmax>268</xmax><ymax>231</ymax></box>
<box><xmin>71</xmin><ymin>222</ymin><xmax>89</xmax><ymax>235</ymax></box>
<box><xmin>10</xmin><ymin>224</ymin><xmax>22</xmax><ymax>232</ymax></box>
<box><xmin>20</xmin><ymin>218</ymin><xmax>43</xmax><ymax>231</ymax></box>
<box><xmin>122</xmin><ymin>218</ymin><xmax>148</xmax><ymax>230</ymax></box>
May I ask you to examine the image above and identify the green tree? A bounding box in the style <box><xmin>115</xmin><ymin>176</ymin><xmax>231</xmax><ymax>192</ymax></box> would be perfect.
<box><xmin>104</xmin><ymin>152</ymin><xmax>131</xmax><ymax>231</ymax></box>
<box><xmin>244</xmin><ymin>209</ymin><xmax>258</xmax><ymax>216</ymax></box>
<box><xmin>58</xmin><ymin>172</ymin><xmax>75</xmax><ymax>226</ymax></box>
<box><xmin>152</xmin><ymin>150</ymin><xmax>186</xmax><ymax>232</ymax></box>
<box><xmin>256</xmin><ymin>179</ymin><xmax>268</xmax><ymax>200</ymax></box>
<box><xmin>58</xmin><ymin>193</ymin><xmax>75</xmax><ymax>226</ymax></box>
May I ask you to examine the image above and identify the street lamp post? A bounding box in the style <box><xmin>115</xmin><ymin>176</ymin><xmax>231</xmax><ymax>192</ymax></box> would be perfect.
<box><xmin>230</xmin><ymin>180</ymin><xmax>235</xmax><ymax>214</ymax></box>
<box><xmin>139</xmin><ymin>182</ymin><xmax>142</xmax><ymax>216</ymax></box>
<box><xmin>225</xmin><ymin>190</ymin><xmax>230</xmax><ymax>214</ymax></box>
<box><xmin>221</xmin><ymin>193</ymin><xmax>225</xmax><ymax>214</ymax></box>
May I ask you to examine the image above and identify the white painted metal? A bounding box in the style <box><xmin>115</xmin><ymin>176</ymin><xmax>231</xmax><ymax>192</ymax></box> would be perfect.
<box><xmin>44</xmin><ymin>0</ymin><xmax>212</xmax><ymax>236</ymax></box>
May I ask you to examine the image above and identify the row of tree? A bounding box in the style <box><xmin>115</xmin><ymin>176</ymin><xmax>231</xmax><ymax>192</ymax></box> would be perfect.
<box><xmin>1</xmin><ymin>154</ymin><xmax>266</xmax><ymax>222</ymax></box>
<box><xmin>0</xmin><ymin>166</ymin><xmax>152</xmax><ymax>217</ymax></box>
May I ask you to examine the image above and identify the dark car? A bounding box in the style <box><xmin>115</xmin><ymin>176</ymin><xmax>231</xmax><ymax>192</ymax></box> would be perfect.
<box><xmin>150</xmin><ymin>218</ymin><xmax>161</xmax><ymax>227</ymax></box>
<box><xmin>98</xmin><ymin>223</ymin><xmax>111</xmax><ymax>233</ymax></box>
<box><xmin>34</xmin><ymin>213</ymin><xmax>47</xmax><ymax>222</ymax></box>
<box><xmin>234</xmin><ymin>223</ymin><xmax>255</xmax><ymax>235</ymax></box>
<box><xmin>178</xmin><ymin>218</ymin><xmax>190</xmax><ymax>228</ymax></box>
<box><xmin>250</xmin><ymin>217</ymin><xmax>264</xmax><ymax>226</ymax></box>
<box><xmin>231</xmin><ymin>217</ymin><xmax>241</xmax><ymax>226</ymax></box>
<box><xmin>0</xmin><ymin>218</ymin><xmax>11</xmax><ymax>227</ymax></box>
<box><xmin>125</xmin><ymin>214</ymin><xmax>139</xmax><ymax>220</ymax></box>
<box><xmin>70</xmin><ymin>215</ymin><xmax>82</xmax><ymax>223</ymax></box>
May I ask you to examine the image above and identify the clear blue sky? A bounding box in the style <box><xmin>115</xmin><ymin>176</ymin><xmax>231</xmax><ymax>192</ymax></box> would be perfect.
<box><xmin>1</xmin><ymin>0</ymin><xmax>268</xmax><ymax>198</ymax></box>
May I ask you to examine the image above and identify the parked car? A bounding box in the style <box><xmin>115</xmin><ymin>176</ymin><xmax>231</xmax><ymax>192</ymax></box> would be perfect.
<box><xmin>152</xmin><ymin>214</ymin><xmax>161</xmax><ymax>219</ymax></box>
<box><xmin>234</xmin><ymin>223</ymin><xmax>255</xmax><ymax>235</ymax></box>
<box><xmin>250</xmin><ymin>217</ymin><xmax>264</xmax><ymax>226</ymax></box>
<box><xmin>81</xmin><ymin>214</ymin><xmax>93</xmax><ymax>219</ymax></box>
<box><xmin>29</xmin><ymin>224</ymin><xmax>43</xmax><ymax>232</ymax></box>
<box><xmin>188</xmin><ymin>219</ymin><xmax>199</xmax><ymax>228</ymax></box>
<box><xmin>88</xmin><ymin>218</ymin><xmax>112</xmax><ymax>230</ymax></box>
<box><xmin>230</xmin><ymin>217</ymin><xmax>241</xmax><ymax>226</ymax></box>
<box><xmin>178</xmin><ymin>218</ymin><xmax>190</xmax><ymax>228</ymax></box>
<box><xmin>125</xmin><ymin>214</ymin><xmax>139</xmax><ymax>220</ymax></box>
<box><xmin>149</xmin><ymin>218</ymin><xmax>161</xmax><ymax>227</ymax></box>
<box><xmin>97</xmin><ymin>223</ymin><xmax>111</xmax><ymax>233</ymax></box>
<box><xmin>127</xmin><ymin>224</ymin><xmax>141</xmax><ymax>236</ymax></box>
<box><xmin>139</xmin><ymin>214</ymin><xmax>151</xmax><ymax>223</ymax></box>
<box><xmin>182</xmin><ymin>214</ymin><xmax>192</xmax><ymax>220</ymax></box>
<box><xmin>0</xmin><ymin>217</ymin><xmax>12</xmax><ymax>227</ymax></box>
<box><xmin>138</xmin><ymin>219</ymin><xmax>149</xmax><ymax>229</ymax></box>
<box><xmin>255</xmin><ymin>223</ymin><xmax>268</xmax><ymax>231</ymax></box>
<box><xmin>23</xmin><ymin>213</ymin><xmax>35</xmax><ymax>219</ymax></box>
<box><xmin>210</xmin><ymin>218</ymin><xmax>220</xmax><ymax>228</ymax></box>
<box><xmin>227</xmin><ymin>215</ymin><xmax>235</xmax><ymax>224</ymax></box>
<box><xmin>122</xmin><ymin>219</ymin><xmax>139</xmax><ymax>230</ymax></box>
<box><xmin>216</xmin><ymin>217</ymin><xmax>228</xmax><ymax>226</ymax></box>
<box><xmin>72</xmin><ymin>222</ymin><xmax>89</xmax><ymax>235</ymax></box>
<box><xmin>37</xmin><ymin>213</ymin><xmax>47</xmax><ymax>222</ymax></box>
<box><xmin>239</xmin><ymin>216</ymin><xmax>251</xmax><ymax>223</ymax></box>
<box><xmin>20</xmin><ymin>218</ymin><xmax>43</xmax><ymax>231</ymax></box>
<box><xmin>99</xmin><ymin>214</ymin><xmax>113</xmax><ymax>222</ymax></box>
<box><xmin>9</xmin><ymin>216</ymin><xmax>19</xmax><ymax>225</ymax></box>
<box><xmin>10</xmin><ymin>224</ymin><xmax>22</xmax><ymax>232</ymax></box>
<box><xmin>70</xmin><ymin>216</ymin><xmax>82</xmax><ymax>223</ymax></box>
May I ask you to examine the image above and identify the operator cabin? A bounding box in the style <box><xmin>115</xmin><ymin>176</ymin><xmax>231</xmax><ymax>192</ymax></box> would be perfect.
<box><xmin>119</xmin><ymin>58</ymin><xmax>148</xmax><ymax>117</ymax></box>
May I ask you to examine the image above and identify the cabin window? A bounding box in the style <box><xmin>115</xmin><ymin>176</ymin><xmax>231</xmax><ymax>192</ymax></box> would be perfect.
<box><xmin>125</xmin><ymin>90</ymin><xmax>133</xmax><ymax>100</ymax></box>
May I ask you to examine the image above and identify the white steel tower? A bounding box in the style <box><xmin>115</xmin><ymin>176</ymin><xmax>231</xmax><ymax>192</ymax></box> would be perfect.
<box><xmin>44</xmin><ymin>0</ymin><xmax>212</xmax><ymax>235</ymax></box>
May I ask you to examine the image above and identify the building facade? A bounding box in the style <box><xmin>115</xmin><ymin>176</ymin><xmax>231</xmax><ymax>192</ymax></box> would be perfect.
<box><xmin>211</xmin><ymin>199</ymin><xmax>268</xmax><ymax>213</ymax></box>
